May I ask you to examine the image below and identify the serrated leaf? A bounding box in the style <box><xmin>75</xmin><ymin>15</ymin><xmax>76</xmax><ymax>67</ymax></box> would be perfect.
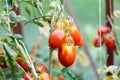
<box><xmin>62</xmin><ymin>68</ymin><xmax>75</xmax><ymax>80</ymax></box>
<box><xmin>103</xmin><ymin>76</ymin><xmax>115</xmax><ymax>80</ymax></box>
<box><xmin>77</xmin><ymin>52</ymin><xmax>89</xmax><ymax>67</ymax></box>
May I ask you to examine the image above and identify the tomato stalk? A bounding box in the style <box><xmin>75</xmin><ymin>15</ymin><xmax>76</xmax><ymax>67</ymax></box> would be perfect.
<box><xmin>48</xmin><ymin>48</ymin><xmax>54</xmax><ymax>75</ymax></box>
<box><xmin>14</xmin><ymin>39</ymin><xmax>39</xmax><ymax>80</ymax></box>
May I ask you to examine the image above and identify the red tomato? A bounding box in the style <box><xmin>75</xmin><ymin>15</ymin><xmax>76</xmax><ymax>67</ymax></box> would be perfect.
<box><xmin>68</xmin><ymin>25</ymin><xmax>82</xmax><ymax>46</ymax></box>
<box><xmin>105</xmin><ymin>35</ymin><xmax>116</xmax><ymax>50</ymax></box>
<box><xmin>54</xmin><ymin>21</ymin><xmax>67</xmax><ymax>29</ymax></box>
<box><xmin>39</xmin><ymin>72</ymin><xmax>52</xmax><ymax>80</ymax></box>
<box><xmin>36</xmin><ymin>65</ymin><xmax>48</xmax><ymax>73</ymax></box>
<box><xmin>78</xmin><ymin>36</ymin><xmax>84</xmax><ymax>47</ymax></box>
<box><xmin>58</xmin><ymin>43</ymin><xmax>76</xmax><ymax>67</ymax></box>
<box><xmin>16</xmin><ymin>57</ymin><xmax>30</xmax><ymax>71</ymax></box>
<box><xmin>49</xmin><ymin>29</ymin><xmax>66</xmax><ymax>49</ymax></box>
<box><xmin>23</xmin><ymin>73</ymin><xmax>34</xmax><ymax>80</ymax></box>
<box><xmin>93</xmin><ymin>36</ymin><xmax>105</xmax><ymax>47</ymax></box>
<box><xmin>59</xmin><ymin>75</ymin><xmax>65</xmax><ymax>80</ymax></box>
<box><xmin>98</xmin><ymin>26</ymin><xmax>109</xmax><ymax>37</ymax></box>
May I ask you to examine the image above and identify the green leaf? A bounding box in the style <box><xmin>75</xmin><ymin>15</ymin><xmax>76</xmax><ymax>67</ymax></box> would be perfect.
<box><xmin>0</xmin><ymin>67</ymin><xmax>6</xmax><ymax>80</ymax></box>
<box><xmin>62</xmin><ymin>68</ymin><xmax>75</xmax><ymax>80</ymax></box>
<box><xmin>8</xmin><ymin>0</ymin><xmax>13</xmax><ymax>8</ymax></box>
<box><xmin>10</xmin><ymin>21</ymin><xmax>17</xmax><ymax>28</ymax></box>
<box><xmin>51</xmin><ymin>68</ymin><xmax>61</xmax><ymax>76</ymax></box>
<box><xmin>2</xmin><ymin>43</ymin><xmax>17</xmax><ymax>66</ymax></box>
<box><xmin>25</xmin><ymin>5</ymin><xmax>31</xmax><ymax>16</ymax></box>
<box><xmin>9</xmin><ymin>11</ymin><xmax>17</xmax><ymax>18</ymax></box>
<box><xmin>33</xmin><ymin>20</ymin><xmax>44</xmax><ymax>27</ymax></box>
<box><xmin>13</xmin><ymin>15</ymin><xmax>26</xmax><ymax>22</ymax></box>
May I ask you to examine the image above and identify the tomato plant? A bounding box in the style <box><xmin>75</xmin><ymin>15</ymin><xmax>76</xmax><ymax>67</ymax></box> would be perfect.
<box><xmin>0</xmin><ymin>0</ymin><xmax>84</xmax><ymax>80</ymax></box>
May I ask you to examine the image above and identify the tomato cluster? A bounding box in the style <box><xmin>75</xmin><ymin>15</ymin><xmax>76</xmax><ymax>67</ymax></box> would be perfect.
<box><xmin>49</xmin><ymin>21</ymin><xmax>84</xmax><ymax>67</ymax></box>
<box><xmin>93</xmin><ymin>26</ymin><xmax>116</xmax><ymax>50</ymax></box>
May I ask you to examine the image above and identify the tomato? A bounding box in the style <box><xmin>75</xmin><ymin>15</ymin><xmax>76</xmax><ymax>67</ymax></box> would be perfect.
<box><xmin>54</xmin><ymin>21</ymin><xmax>67</xmax><ymax>29</ymax></box>
<box><xmin>16</xmin><ymin>57</ymin><xmax>30</xmax><ymax>71</ymax></box>
<box><xmin>0</xmin><ymin>60</ymin><xmax>7</xmax><ymax>68</ymax></box>
<box><xmin>93</xmin><ymin>36</ymin><xmax>105</xmax><ymax>47</ymax></box>
<box><xmin>105</xmin><ymin>35</ymin><xmax>116</xmax><ymax>50</ymax></box>
<box><xmin>59</xmin><ymin>75</ymin><xmax>65</xmax><ymax>80</ymax></box>
<box><xmin>49</xmin><ymin>29</ymin><xmax>66</xmax><ymax>49</ymax></box>
<box><xmin>0</xmin><ymin>49</ymin><xmax>7</xmax><ymax>68</ymax></box>
<box><xmin>23</xmin><ymin>73</ymin><xmax>34</xmax><ymax>80</ymax></box>
<box><xmin>58</xmin><ymin>43</ymin><xmax>76</xmax><ymax>67</ymax></box>
<box><xmin>0</xmin><ymin>49</ymin><xmax>3</xmax><ymax>55</ymax></box>
<box><xmin>98</xmin><ymin>26</ymin><xmax>109</xmax><ymax>37</ymax></box>
<box><xmin>68</xmin><ymin>25</ymin><xmax>82</xmax><ymax>46</ymax></box>
<box><xmin>78</xmin><ymin>36</ymin><xmax>84</xmax><ymax>47</ymax></box>
<box><xmin>39</xmin><ymin>72</ymin><xmax>52</xmax><ymax>80</ymax></box>
<box><xmin>36</xmin><ymin>65</ymin><xmax>48</xmax><ymax>73</ymax></box>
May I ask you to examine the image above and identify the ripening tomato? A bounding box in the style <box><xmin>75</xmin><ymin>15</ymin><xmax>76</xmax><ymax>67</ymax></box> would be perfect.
<box><xmin>58</xmin><ymin>43</ymin><xmax>76</xmax><ymax>67</ymax></box>
<box><xmin>16</xmin><ymin>57</ymin><xmax>30</xmax><ymax>71</ymax></box>
<box><xmin>23</xmin><ymin>73</ymin><xmax>34</xmax><ymax>80</ymax></box>
<box><xmin>98</xmin><ymin>26</ymin><xmax>109</xmax><ymax>37</ymax></box>
<box><xmin>0</xmin><ymin>49</ymin><xmax>7</xmax><ymax>68</ymax></box>
<box><xmin>78</xmin><ymin>36</ymin><xmax>84</xmax><ymax>47</ymax></box>
<box><xmin>36</xmin><ymin>65</ymin><xmax>48</xmax><ymax>73</ymax></box>
<box><xmin>105</xmin><ymin>35</ymin><xmax>116</xmax><ymax>50</ymax></box>
<box><xmin>39</xmin><ymin>72</ymin><xmax>53</xmax><ymax>80</ymax></box>
<box><xmin>0</xmin><ymin>49</ymin><xmax>3</xmax><ymax>55</ymax></box>
<box><xmin>54</xmin><ymin>21</ymin><xmax>67</xmax><ymax>29</ymax></box>
<box><xmin>68</xmin><ymin>25</ymin><xmax>82</xmax><ymax>46</ymax></box>
<box><xmin>49</xmin><ymin>29</ymin><xmax>66</xmax><ymax>49</ymax></box>
<box><xmin>93</xmin><ymin>36</ymin><xmax>105</xmax><ymax>47</ymax></box>
<box><xmin>59</xmin><ymin>75</ymin><xmax>65</xmax><ymax>80</ymax></box>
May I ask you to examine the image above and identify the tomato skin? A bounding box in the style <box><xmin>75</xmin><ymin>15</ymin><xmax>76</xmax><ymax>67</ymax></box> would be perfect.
<box><xmin>105</xmin><ymin>35</ymin><xmax>116</xmax><ymax>50</ymax></box>
<box><xmin>68</xmin><ymin>25</ymin><xmax>82</xmax><ymax>46</ymax></box>
<box><xmin>39</xmin><ymin>72</ymin><xmax>53</xmax><ymax>80</ymax></box>
<box><xmin>49</xmin><ymin>29</ymin><xmax>66</xmax><ymax>49</ymax></box>
<box><xmin>78</xmin><ymin>36</ymin><xmax>84</xmax><ymax>47</ymax></box>
<box><xmin>98</xmin><ymin>26</ymin><xmax>109</xmax><ymax>37</ymax></box>
<box><xmin>54</xmin><ymin>21</ymin><xmax>67</xmax><ymax>29</ymax></box>
<box><xmin>59</xmin><ymin>75</ymin><xmax>65</xmax><ymax>80</ymax></box>
<box><xmin>16</xmin><ymin>57</ymin><xmax>30</xmax><ymax>71</ymax></box>
<box><xmin>58</xmin><ymin>44</ymin><xmax>76</xmax><ymax>67</ymax></box>
<box><xmin>23</xmin><ymin>74</ymin><xmax>34</xmax><ymax>80</ymax></box>
<box><xmin>93</xmin><ymin>36</ymin><xmax>105</xmax><ymax>47</ymax></box>
<box><xmin>36</xmin><ymin>65</ymin><xmax>48</xmax><ymax>73</ymax></box>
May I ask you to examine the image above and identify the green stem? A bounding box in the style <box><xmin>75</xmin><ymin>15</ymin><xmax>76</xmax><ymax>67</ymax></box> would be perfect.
<box><xmin>11</xmin><ymin>65</ymin><xmax>17</xmax><ymax>80</ymax></box>
<box><xmin>0</xmin><ymin>67</ymin><xmax>6</xmax><ymax>80</ymax></box>
<box><xmin>48</xmin><ymin>48</ymin><xmax>53</xmax><ymax>75</ymax></box>
<box><xmin>14</xmin><ymin>39</ymin><xmax>39</xmax><ymax>80</ymax></box>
